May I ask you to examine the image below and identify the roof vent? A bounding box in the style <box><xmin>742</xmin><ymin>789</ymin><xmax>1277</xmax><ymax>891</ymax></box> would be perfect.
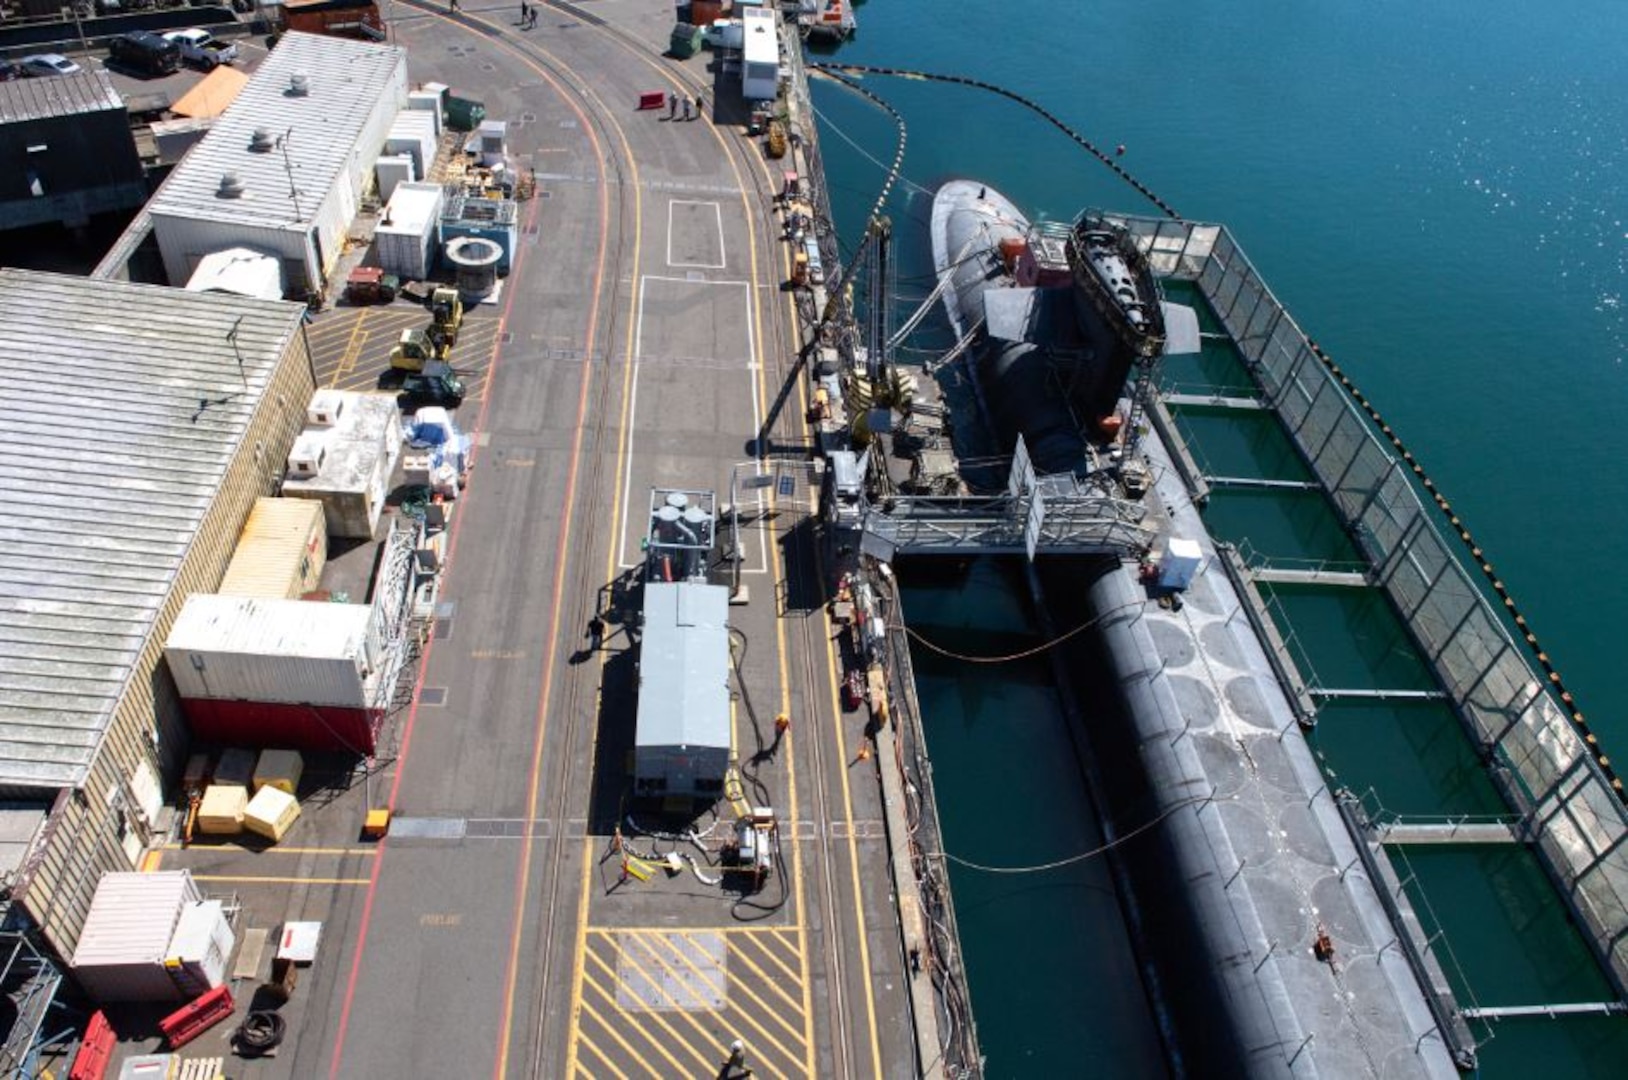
<box><xmin>217</xmin><ymin>172</ymin><xmax>245</xmax><ymax>199</ymax></box>
<box><xmin>288</xmin><ymin>72</ymin><xmax>310</xmax><ymax>96</ymax></box>
<box><xmin>249</xmin><ymin>128</ymin><xmax>275</xmax><ymax>153</ymax></box>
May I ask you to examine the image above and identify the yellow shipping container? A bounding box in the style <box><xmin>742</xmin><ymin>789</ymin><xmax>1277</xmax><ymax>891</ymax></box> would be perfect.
<box><xmin>244</xmin><ymin>786</ymin><xmax>301</xmax><ymax>843</ymax></box>
<box><xmin>217</xmin><ymin>497</ymin><xmax>327</xmax><ymax>599</ymax></box>
<box><xmin>197</xmin><ymin>785</ymin><xmax>247</xmax><ymax>835</ymax></box>
<box><xmin>252</xmin><ymin>748</ymin><xmax>304</xmax><ymax>796</ymax></box>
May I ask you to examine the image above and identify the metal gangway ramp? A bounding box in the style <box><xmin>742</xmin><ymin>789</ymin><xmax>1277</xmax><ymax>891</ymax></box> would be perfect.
<box><xmin>857</xmin><ymin>437</ymin><xmax>1157</xmax><ymax>560</ymax></box>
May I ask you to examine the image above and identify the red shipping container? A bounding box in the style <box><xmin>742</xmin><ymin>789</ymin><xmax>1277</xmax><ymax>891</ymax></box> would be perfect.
<box><xmin>180</xmin><ymin>697</ymin><xmax>378</xmax><ymax>755</ymax></box>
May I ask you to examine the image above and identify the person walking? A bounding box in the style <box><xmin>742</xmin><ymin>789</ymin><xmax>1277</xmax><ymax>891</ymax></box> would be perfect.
<box><xmin>694</xmin><ymin>92</ymin><xmax>705</xmax><ymax>121</ymax></box>
<box><xmin>520</xmin><ymin>0</ymin><xmax>529</xmax><ymax>25</ymax></box>
<box><xmin>668</xmin><ymin>93</ymin><xmax>678</xmax><ymax>120</ymax></box>
<box><xmin>682</xmin><ymin>98</ymin><xmax>692</xmax><ymax>121</ymax></box>
<box><xmin>527</xmin><ymin>6</ymin><xmax>538</xmax><ymax>28</ymax></box>
<box><xmin>587</xmin><ymin>615</ymin><xmax>605</xmax><ymax>651</ymax></box>
<box><xmin>448</xmin><ymin>0</ymin><xmax>459</xmax><ymax>11</ymax></box>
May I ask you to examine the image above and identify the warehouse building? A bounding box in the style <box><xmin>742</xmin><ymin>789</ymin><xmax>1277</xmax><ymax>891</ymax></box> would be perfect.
<box><xmin>0</xmin><ymin>269</ymin><xmax>314</xmax><ymax>962</ymax></box>
<box><xmin>0</xmin><ymin>71</ymin><xmax>145</xmax><ymax>232</ymax></box>
<box><xmin>145</xmin><ymin>30</ymin><xmax>408</xmax><ymax>299</ymax></box>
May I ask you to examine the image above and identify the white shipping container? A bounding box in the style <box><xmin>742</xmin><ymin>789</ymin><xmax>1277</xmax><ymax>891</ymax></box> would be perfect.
<box><xmin>407</xmin><ymin>87</ymin><xmax>445</xmax><ymax>135</ymax></box>
<box><xmin>384</xmin><ymin>109</ymin><xmax>438</xmax><ymax>178</ymax></box>
<box><xmin>164</xmin><ymin>594</ymin><xmax>374</xmax><ymax>709</ymax></box>
<box><xmin>165</xmin><ymin>900</ymin><xmax>236</xmax><ymax>993</ymax></box>
<box><xmin>375</xmin><ymin>181</ymin><xmax>444</xmax><ymax>280</ymax></box>
<box><xmin>71</xmin><ymin>871</ymin><xmax>200</xmax><ymax>1003</ymax></box>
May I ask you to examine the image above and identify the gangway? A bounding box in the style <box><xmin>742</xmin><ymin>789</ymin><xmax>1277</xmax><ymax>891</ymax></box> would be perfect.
<box><xmin>1462</xmin><ymin>1001</ymin><xmax>1627</xmax><ymax>1020</ymax></box>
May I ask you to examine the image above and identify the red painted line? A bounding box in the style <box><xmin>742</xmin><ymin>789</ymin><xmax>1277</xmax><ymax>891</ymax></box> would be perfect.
<box><xmin>325</xmin><ymin>56</ymin><xmax>562</xmax><ymax>1080</ymax></box>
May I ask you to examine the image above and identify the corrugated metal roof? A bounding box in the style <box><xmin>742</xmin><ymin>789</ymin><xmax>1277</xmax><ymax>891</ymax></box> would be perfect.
<box><xmin>0</xmin><ymin>70</ymin><xmax>123</xmax><ymax>124</ymax></box>
<box><xmin>635</xmin><ymin>582</ymin><xmax>731</xmax><ymax>751</ymax></box>
<box><xmin>147</xmin><ymin>31</ymin><xmax>406</xmax><ymax>232</ymax></box>
<box><xmin>0</xmin><ymin>269</ymin><xmax>308</xmax><ymax>790</ymax></box>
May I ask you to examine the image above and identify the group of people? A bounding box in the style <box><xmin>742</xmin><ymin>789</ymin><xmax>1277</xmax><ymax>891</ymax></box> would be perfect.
<box><xmin>518</xmin><ymin>0</ymin><xmax>539</xmax><ymax>28</ymax></box>
<box><xmin>668</xmin><ymin>91</ymin><xmax>705</xmax><ymax>122</ymax></box>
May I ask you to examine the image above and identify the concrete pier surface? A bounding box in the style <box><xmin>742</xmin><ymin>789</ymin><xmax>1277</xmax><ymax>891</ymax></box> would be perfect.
<box><xmin>130</xmin><ymin>4</ymin><xmax>923</xmax><ymax>1076</ymax></box>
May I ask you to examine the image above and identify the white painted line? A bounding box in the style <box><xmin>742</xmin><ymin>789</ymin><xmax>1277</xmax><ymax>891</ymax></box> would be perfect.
<box><xmin>665</xmin><ymin>199</ymin><xmax>728</xmax><ymax>269</ymax></box>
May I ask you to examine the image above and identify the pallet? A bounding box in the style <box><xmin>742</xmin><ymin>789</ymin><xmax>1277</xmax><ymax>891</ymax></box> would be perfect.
<box><xmin>178</xmin><ymin>1058</ymin><xmax>224</xmax><ymax>1080</ymax></box>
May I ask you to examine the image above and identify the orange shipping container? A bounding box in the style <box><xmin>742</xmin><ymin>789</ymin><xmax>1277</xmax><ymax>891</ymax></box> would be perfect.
<box><xmin>218</xmin><ymin>497</ymin><xmax>327</xmax><ymax>599</ymax></box>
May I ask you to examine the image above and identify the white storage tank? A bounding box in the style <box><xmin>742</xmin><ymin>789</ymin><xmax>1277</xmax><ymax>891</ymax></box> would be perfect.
<box><xmin>165</xmin><ymin>900</ymin><xmax>236</xmax><ymax>994</ymax></box>
<box><xmin>71</xmin><ymin>871</ymin><xmax>201</xmax><ymax>1003</ymax></box>
<box><xmin>375</xmin><ymin>181</ymin><xmax>445</xmax><ymax>280</ymax></box>
<box><xmin>165</xmin><ymin>594</ymin><xmax>375</xmax><ymax>710</ymax></box>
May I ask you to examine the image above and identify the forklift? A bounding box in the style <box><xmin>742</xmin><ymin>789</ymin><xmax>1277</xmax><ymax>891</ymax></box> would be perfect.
<box><xmin>427</xmin><ymin>286</ymin><xmax>464</xmax><ymax>349</ymax></box>
<box><xmin>388</xmin><ymin>327</ymin><xmax>448</xmax><ymax>372</ymax></box>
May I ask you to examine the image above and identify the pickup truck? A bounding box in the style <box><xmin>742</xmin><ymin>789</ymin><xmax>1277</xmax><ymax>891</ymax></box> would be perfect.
<box><xmin>164</xmin><ymin>28</ymin><xmax>238</xmax><ymax>69</ymax></box>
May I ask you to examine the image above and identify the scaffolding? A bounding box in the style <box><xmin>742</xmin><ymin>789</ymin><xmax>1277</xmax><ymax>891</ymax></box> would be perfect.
<box><xmin>1121</xmin><ymin>213</ymin><xmax>1628</xmax><ymax>997</ymax></box>
<box><xmin>0</xmin><ymin>904</ymin><xmax>70</xmax><ymax>1080</ymax></box>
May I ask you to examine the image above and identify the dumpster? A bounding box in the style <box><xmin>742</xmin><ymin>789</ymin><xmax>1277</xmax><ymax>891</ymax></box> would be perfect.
<box><xmin>444</xmin><ymin>95</ymin><xmax>486</xmax><ymax>132</ymax></box>
<box><xmin>669</xmin><ymin>21</ymin><xmax>704</xmax><ymax>58</ymax></box>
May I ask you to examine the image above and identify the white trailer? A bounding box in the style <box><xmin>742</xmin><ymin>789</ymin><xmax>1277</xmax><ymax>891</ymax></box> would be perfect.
<box><xmin>740</xmin><ymin>7</ymin><xmax>780</xmax><ymax>102</ymax></box>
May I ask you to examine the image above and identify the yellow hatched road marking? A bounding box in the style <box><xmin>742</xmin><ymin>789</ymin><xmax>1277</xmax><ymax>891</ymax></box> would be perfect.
<box><xmin>589</xmin><ymin>936</ymin><xmax>747</xmax><ymax>1071</ymax></box>
<box><xmin>582</xmin><ymin>947</ymin><xmax>715</xmax><ymax>1076</ymax></box>
<box><xmin>576</xmin><ymin>995</ymin><xmax>661</xmax><ymax>1080</ymax></box>
<box><xmin>573</xmin><ymin>1030</ymin><xmax>629</xmax><ymax>1080</ymax></box>
<box><xmin>638</xmin><ymin>933</ymin><xmax>805</xmax><ymax>1071</ymax></box>
<box><xmin>725</xmin><ymin>932</ymin><xmax>804</xmax><ymax>1013</ymax></box>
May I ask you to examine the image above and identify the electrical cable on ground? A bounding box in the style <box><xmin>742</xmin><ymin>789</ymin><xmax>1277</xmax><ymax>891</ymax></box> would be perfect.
<box><xmin>932</xmin><ymin>792</ymin><xmax>1226</xmax><ymax>874</ymax></box>
<box><xmin>236</xmin><ymin>1011</ymin><xmax>287</xmax><ymax>1056</ymax></box>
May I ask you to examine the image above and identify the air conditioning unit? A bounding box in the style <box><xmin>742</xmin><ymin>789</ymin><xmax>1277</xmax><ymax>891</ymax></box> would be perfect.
<box><xmin>307</xmin><ymin>389</ymin><xmax>346</xmax><ymax>427</ymax></box>
<box><xmin>287</xmin><ymin>431</ymin><xmax>329</xmax><ymax>479</ymax></box>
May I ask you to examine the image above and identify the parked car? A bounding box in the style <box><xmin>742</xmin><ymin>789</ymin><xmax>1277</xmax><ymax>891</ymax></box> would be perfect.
<box><xmin>397</xmin><ymin>363</ymin><xmax>466</xmax><ymax>410</ymax></box>
<box><xmin>107</xmin><ymin>31</ymin><xmax>181</xmax><ymax>77</ymax></box>
<box><xmin>20</xmin><ymin>54</ymin><xmax>83</xmax><ymax>78</ymax></box>
<box><xmin>0</xmin><ymin>61</ymin><xmax>23</xmax><ymax>83</ymax></box>
<box><xmin>163</xmin><ymin>28</ymin><xmax>238</xmax><ymax>70</ymax></box>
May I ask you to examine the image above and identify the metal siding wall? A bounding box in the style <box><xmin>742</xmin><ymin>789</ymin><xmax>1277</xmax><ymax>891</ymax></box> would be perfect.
<box><xmin>152</xmin><ymin>215</ymin><xmax>308</xmax><ymax>290</ymax></box>
<box><xmin>20</xmin><ymin>329</ymin><xmax>315</xmax><ymax>961</ymax></box>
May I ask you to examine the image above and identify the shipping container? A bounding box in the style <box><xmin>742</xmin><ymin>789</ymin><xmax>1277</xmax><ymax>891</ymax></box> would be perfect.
<box><xmin>165</xmin><ymin>900</ymin><xmax>236</xmax><ymax>994</ymax></box>
<box><xmin>164</xmin><ymin>594</ymin><xmax>375</xmax><ymax>709</ymax></box>
<box><xmin>375</xmin><ymin>182</ymin><xmax>444</xmax><ymax>281</ymax></box>
<box><xmin>181</xmin><ymin>696</ymin><xmax>379</xmax><ymax>755</ymax></box>
<box><xmin>71</xmin><ymin>872</ymin><xmax>200</xmax><ymax>1004</ymax></box>
<box><xmin>245</xmin><ymin>787</ymin><xmax>301</xmax><ymax>843</ymax></box>
<box><xmin>741</xmin><ymin>7</ymin><xmax>780</xmax><ymax>102</ymax></box>
<box><xmin>218</xmin><ymin>497</ymin><xmax>328</xmax><ymax>600</ymax></box>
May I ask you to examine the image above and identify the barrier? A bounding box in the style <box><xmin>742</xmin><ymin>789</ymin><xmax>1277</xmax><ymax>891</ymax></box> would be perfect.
<box><xmin>159</xmin><ymin>984</ymin><xmax>234</xmax><ymax>1050</ymax></box>
<box><xmin>637</xmin><ymin>90</ymin><xmax>667</xmax><ymax>111</ymax></box>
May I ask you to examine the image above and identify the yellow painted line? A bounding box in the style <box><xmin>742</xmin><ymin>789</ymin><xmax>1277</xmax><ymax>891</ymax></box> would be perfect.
<box><xmin>643</xmin><ymin>932</ymin><xmax>806</xmax><ymax>1069</ymax></box>
<box><xmin>566</xmin><ymin>840</ymin><xmax>594</xmax><ymax>1079</ymax></box>
<box><xmin>576</xmin><ymin>994</ymin><xmax>662</xmax><ymax>1080</ymax></box>
<box><xmin>573</xmin><ymin>1029</ymin><xmax>630</xmax><ymax>1080</ymax></box>
<box><xmin>140</xmin><ymin>849</ymin><xmax>163</xmax><ymax>872</ymax></box>
<box><xmin>163</xmin><ymin>844</ymin><xmax>377</xmax><ymax>855</ymax></box>
<box><xmin>739</xmin><ymin>927</ymin><xmax>803</xmax><ymax>985</ymax></box>
<box><xmin>582</xmin><ymin>947</ymin><xmax>712</xmax><ymax>1077</ymax></box>
<box><xmin>727</xmin><ymin>933</ymin><xmax>804</xmax><ymax>1013</ymax></box>
<box><xmin>189</xmin><ymin>874</ymin><xmax>372</xmax><ymax>885</ymax></box>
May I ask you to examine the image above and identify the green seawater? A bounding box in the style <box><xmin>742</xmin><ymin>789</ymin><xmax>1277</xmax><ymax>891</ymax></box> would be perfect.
<box><xmin>824</xmin><ymin>2</ymin><xmax>1628</xmax><ymax>1074</ymax></box>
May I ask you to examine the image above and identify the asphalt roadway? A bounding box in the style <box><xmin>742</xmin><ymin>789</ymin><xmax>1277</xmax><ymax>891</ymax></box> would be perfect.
<box><xmin>142</xmin><ymin>4</ymin><xmax>913</xmax><ymax>1077</ymax></box>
